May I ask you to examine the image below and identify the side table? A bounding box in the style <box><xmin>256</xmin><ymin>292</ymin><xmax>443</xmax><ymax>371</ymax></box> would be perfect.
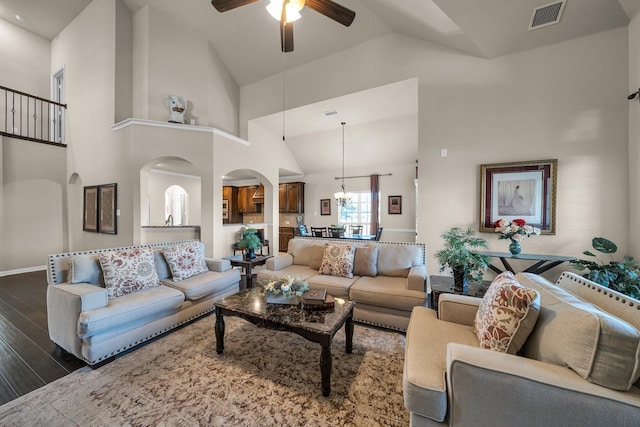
<box><xmin>223</xmin><ymin>254</ymin><xmax>273</xmax><ymax>290</ymax></box>
<box><xmin>429</xmin><ymin>275</ymin><xmax>490</xmax><ymax>310</ymax></box>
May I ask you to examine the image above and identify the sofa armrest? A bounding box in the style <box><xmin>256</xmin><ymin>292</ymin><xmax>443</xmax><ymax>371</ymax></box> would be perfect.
<box><xmin>205</xmin><ymin>258</ymin><xmax>231</xmax><ymax>272</ymax></box>
<box><xmin>438</xmin><ymin>294</ymin><xmax>481</xmax><ymax>326</ymax></box>
<box><xmin>46</xmin><ymin>283</ymin><xmax>108</xmax><ymax>358</ymax></box>
<box><xmin>446</xmin><ymin>343</ymin><xmax>640</xmax><ymax>426</ymax></box>
<box><xmin>407</xmin><ymin>265</ymin><xmax>427</xmax><ymax>292</ymax></box>
<box><xmin>266</xmin><ymin>254</ymin><xmax>293</xmax><ymax>271</ymax></box>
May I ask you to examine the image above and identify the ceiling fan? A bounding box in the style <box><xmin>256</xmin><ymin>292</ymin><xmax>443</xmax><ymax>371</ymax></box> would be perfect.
<box><xmin>211</xmin><ymin>0</ymin><xmax>356</xmax><ymax>53</ymax></box>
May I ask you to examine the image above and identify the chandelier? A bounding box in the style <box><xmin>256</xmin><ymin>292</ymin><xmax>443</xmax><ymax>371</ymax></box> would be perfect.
<box><xmin>334</xmin><ymin>122</ymin><xmax>352</xmax><ymax>207</ymax></box>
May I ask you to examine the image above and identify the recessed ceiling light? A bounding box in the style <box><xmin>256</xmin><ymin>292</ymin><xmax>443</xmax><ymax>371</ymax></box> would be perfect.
<box><xmin>323</xmin><ymin>110</ymin><xmax>338</xmax><ymax>117</ymax></box>
<box><xmin>15</xmin><ymin>14</ymin><xmax>27</xmax><ymax>22</ymax></box>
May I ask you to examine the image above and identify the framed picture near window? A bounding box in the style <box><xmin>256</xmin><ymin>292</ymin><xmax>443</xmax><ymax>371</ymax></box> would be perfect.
<box><xmin>83</xmin><ymin>186</ymin><xmax>99</xmax><ymax>232</ymax></box>
<box><xmin>388</xmin><ymin>195</ymin><xmax>402</xmax><ymax>214</ymax></box>
<box><xmin>99</xmin><ymin>183</ymin><xmax>117</xmax><ymax>234</ymax></box>
<box><xmin>320</xmin><ymin>199</ymin><xmax>331</xmax><ymax>216</ymax></box>
<box><xmin>479</xmin><ymin>159</ymin><xmax>557</xmax><ymax>235</ymax></box>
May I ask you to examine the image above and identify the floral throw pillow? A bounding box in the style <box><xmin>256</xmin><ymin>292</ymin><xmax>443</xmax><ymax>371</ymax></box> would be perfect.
<box><xmin>473</xmin><ymin>271</ymin><xmax>540</xmax><ymax>354</ymax></box>
<box><xmin>98</xmin><ymin>247</ymin><xmax>159</xmax><ymax>299</ymax></box>
<box><xmin>319</xmin><ymin>244</ymin><xmax>356</xmax><ymax>278</ymax></box>
<box><xmin>162</xmin><ymin>241</ymin><xmax>209</xmax><ymax>282</ymax></box>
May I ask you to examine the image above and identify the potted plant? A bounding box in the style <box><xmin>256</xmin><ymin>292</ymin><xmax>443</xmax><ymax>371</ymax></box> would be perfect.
<box><xmin>570</xmin><ymin>237</ymin><xmax>640</xmax><ymax>299</ymax></box>
<box><xmin>236</xmin><ymin>227</ymin><xmax>263</xmax><ymax>259</ymax></box>
<box><xmin>434</xmin><ymin>227</ymin><xmax>491</xmax><ymax>294</ymax></box>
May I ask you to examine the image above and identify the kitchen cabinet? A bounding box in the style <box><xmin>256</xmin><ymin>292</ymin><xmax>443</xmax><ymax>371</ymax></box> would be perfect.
<box><xmin>222</xmin><ymin>186</ymin><xmax>242</xmax><ymax>224</ymax></box>
<box><xmin>278</xmin><ymin>182</ymin><xmax>305</xmax><ymax>213</ymax></box>
<box><xmin>279</xmin><ymin>227</ymin><xmax>295</xmax><ymax>252</ymax></box>
<box><xmin>238</xmin><ymin>185</ymin><xmax>261</xmax><ymax>214</ymax></box>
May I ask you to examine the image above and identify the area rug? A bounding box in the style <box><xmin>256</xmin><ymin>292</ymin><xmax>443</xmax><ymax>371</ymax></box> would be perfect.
<box><xmin>0</xmin><ymin>315</ymin><xmax>409</xmax><ymax>426</ymax></box>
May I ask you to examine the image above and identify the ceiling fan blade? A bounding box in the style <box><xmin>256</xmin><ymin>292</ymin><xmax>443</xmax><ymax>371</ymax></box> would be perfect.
<box><xmin>281</xmin><ymin>22</ymin><xmax>294</xmax><ymax>52</ymax></box>
<box><xmin>305</xmin><ymin>0</ymin><xmax>356</xmax><ymax>27</ymax></box>
<box><xmin>211</xmin><ymin>0</ymin><xmax>260</xmax><ymax>13</ymax></box>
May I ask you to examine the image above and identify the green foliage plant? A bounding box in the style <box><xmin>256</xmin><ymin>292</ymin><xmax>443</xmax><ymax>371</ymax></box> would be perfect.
<box><xmin>434</xmin><ymin>227</ymin><xmax>491</xmax><ymax>284</ymax></box>
<box><xmin>570</xmin><ymin>237</ymin><xmax>640</xmax><ymax>299</ymax></box>
<box><xmin>236</xmin><ymin>228</ymin><xmax>263</xmax><ymax>251</ymax></box>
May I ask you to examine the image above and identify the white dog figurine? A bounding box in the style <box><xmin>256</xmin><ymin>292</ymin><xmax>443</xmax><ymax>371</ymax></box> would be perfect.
<box><xmin>166</xmin><ymin>95</ymin><xmax>187</xmax><ymax>124</ymax></box>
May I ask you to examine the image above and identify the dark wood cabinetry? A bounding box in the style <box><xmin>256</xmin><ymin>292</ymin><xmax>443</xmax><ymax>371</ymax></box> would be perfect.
<box><xmin>237</xmin><ymin>185</ymin><xmax>261</xmax><ymax>214</ymax></box>
<box><xmin>279</xmin><ymin>182</ymin><xmax>305</xmax><ymax>213</ymax></box>
<box><xmin>279</xmin><ymin>227</ymin><xmax>295</xmax><ymax>252</ymax></box>
<box><xmin>222</xmin><ymin>186</ymin><xmax>242</xmax><ymax>224</ymax></box>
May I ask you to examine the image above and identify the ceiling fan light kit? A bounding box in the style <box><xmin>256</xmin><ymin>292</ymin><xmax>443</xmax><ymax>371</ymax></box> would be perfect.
<box><xmin>211</xmin><ymin>0</ymin><xmax>356</xmax><ymax>52</ymax></box>
<box><xmin>266</xmin><ymin>0</ymin><xmax>304</xmax><ymax>23</ymax></box>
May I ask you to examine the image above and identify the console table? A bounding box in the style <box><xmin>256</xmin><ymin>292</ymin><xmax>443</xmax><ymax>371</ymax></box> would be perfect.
<box><xmin>473</xmin><ymin>251</ymin><xmax>576</xmax><ymax>275</ymax></box>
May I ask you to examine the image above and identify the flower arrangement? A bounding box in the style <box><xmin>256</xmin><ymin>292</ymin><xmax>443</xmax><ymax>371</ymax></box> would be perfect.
<box><xmin>493</xmin><ymin>218</ymin><xmax>541</xmax><ymax>241</ymax></box>
<box><xmin>263</xmin><ymin>276</ymin><xmax>309</xmax><ymax>297</ymax></box>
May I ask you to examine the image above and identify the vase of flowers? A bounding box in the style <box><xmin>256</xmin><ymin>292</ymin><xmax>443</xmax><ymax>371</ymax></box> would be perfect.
<box><xmin>493</xmin><ymin>218</ymin><xmax>540</xmax><ymax>255</ymax></box>
<box><xmin>263</xmin><ymin>275</ymin><xmax>309</xmax><ymax>304</ymax></box>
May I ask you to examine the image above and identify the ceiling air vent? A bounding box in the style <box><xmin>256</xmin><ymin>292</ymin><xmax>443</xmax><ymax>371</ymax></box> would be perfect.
<box><xmin>529</xmin><ymin>1</ymin><xmax>565</xmax><ymax>30</ymax></box>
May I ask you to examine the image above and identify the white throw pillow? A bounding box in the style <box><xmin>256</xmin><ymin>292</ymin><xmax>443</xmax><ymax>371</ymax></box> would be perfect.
<box><xmin>162</xmin><ymin>241</ymin><xmax>209</xmax><ymax>282</ymax></box>
<box><xmin>98</xmin><ymin>247</ymin><xmax>159</xmax><ymax>298</ymax></box>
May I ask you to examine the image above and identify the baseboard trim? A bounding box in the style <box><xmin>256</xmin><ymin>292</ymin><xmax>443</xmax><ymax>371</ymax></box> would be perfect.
<box><xmin>0</xmin><ymin>265</ymin><xmax>46</xmax><ymax>277</ymax></box>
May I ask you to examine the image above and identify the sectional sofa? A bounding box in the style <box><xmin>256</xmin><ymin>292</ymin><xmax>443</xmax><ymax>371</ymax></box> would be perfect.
<box><xmin>257</xmin><ymin>237</ymin><xmax>428</xmax><ymax>331</ymax></box>
<box><xmin>46</xmin><ymin>240</ymin><xmax>240</xmax><ymax>366</ymax></box>
<box><xmin>403</xmin><ymin>271</ymin><xmax>640</xmax><ymax>426</ymax></box>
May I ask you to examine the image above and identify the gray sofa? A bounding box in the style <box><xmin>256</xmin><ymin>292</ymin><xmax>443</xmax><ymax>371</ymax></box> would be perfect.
<box><xmin>403</xmin><ymin>271</ymin><xmax>640</xmax><ymax>427</ymax></box>
<box><xmin>257</xmin><ymin>237</ymin><xmax>427</xmax><ymax>331</ymax></box>
<box><xmin>46</xmin><ymin>240</ymin><xmax>240</xmax><ymax>365</ymax></box>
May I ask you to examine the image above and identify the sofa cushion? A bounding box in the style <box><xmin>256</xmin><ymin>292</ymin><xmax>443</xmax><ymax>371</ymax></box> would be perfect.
<box><xmin>161</xmin><ymin>269</ymin><xmax>239</xmax><ymax>301</ymax></box>
<box><xmin>77</xmin><ymin>285</ymin><xmax>184</xmax><ymax>338</ymax></box>
<box><xmin>350</xmin><ymin>276</ymin><xmax>426</xmax><ymax>311</ymax></box>
<box><xmin>162</xmin><ymin>241</ymin><xmax>208</xmax><ymax>282</ymax></box>
<box><xmin>403</xmin><ymin>306</ymin><xmax>479</xmax><ymax>422</ymax></box>
<box><xmin>257</xmin><ymin>265</ymin><xmax>318</xmax><ymax>284</ymax></box>
<box><xmin>517</xmin><ymin>273</ymin><xmax>640</xmax><ymax>391</ymax></box>
<box><xmin>98</xmin><ymin>247</ymin><xmax>160</xmax><ymax>299</ymax></box>
<box><xmin>353</xmin><ymin>246</ymin><xmax>378</xmax><ymax>277</ymax></box>
<box><xmin>473</xmin><ymin>272</ymin><xmax>540</xmax><ymax>354</ymax></box>
<box><xmin>306</xmin><ymin>274</ymin><xmax>359</xmax><ymax>298</ymax></box>
<box><xmin>287</xmin><ymin>239</ymin><xmax>327</xmax><ymax>266</ymax></box>
<box><xmin>319</xmin><ymin>244</ymin><xmax>356</xmax><ymax>278</ymax></box>
<box><xmin>309</xmin><ymin>245</ymin><xmax>326</xmax><ymax>270</ymax></box>
<box><xmin>70</xmin><ymin>255</ymin><xmax>103</xmax><ymax>285</ymax></box>
<box><xmin>377</xmin><ymin>243</ymin><xmax>423</xmax><ymax>277</ymax></box>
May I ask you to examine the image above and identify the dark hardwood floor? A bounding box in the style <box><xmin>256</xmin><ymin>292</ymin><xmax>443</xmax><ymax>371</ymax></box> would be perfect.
<box><xmin>0</xmin><ymin>271</ymin><xmax>85</xmax><ymax>406</ymax></box>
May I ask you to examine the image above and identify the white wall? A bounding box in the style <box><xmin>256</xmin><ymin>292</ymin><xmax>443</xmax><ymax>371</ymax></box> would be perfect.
<box><xmin>0</xmin><ymin>18</ymin><xmax>67</xmax><ymax>272</ymax></box>
<box><xmin>240</xmin><ymin>30</ymin><xmax>629</xmax><ymax>280</ymax></box>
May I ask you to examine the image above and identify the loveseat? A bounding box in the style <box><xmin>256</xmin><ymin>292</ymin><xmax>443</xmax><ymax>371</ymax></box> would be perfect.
<box><xmin>47</xmin><ymin>240</ymin><xmax>240</xmax><ymax>366</ymax></box>
<box><xmin>403</xmin><ymin>271</ymin><xmax>640</xmax><ymax>427</ymax></box>
<box><xmin>256</xmin><ymin>237</ymin><xmax>427</xmax><ymax>331</ymax></box>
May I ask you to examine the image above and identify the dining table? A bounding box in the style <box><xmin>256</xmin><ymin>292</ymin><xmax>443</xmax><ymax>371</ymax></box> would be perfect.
<box><xmin>302</xmin><ymin>233</ymin><xmax>376</xmax><ymax>241</ymax></box>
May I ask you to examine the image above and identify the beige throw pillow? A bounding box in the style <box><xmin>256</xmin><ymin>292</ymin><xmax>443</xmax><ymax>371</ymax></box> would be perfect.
<box><xmin>353</xmin><ymin>246</ymin><xmax>378</xmax><ymax>277</ymax></box>
<box><xmin>319</xmin><ymin>244</ymin><xmax>356</xmax><ymax>278</ymax></box>
<box><xmin>162</xmin><ymin>241</ymin><xmax>208</xmax><ymax>282</ymax></box>
<box><xmin>473</xmin><ymin>272</ymin><xmax>540</xmax><ymax>354</ymax></box>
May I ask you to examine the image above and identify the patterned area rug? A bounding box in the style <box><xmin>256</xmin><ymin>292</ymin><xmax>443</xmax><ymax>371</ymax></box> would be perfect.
<box><xmin>0</xmin><ymin>315</ymin><xmax>408</xmax><ymax>426</ymax></box>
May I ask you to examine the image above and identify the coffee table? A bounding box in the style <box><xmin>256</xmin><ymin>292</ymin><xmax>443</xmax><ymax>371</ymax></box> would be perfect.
<box><xmin>214</xmin><ymin>287</ymin><xmax>355</xmax><ymax>397</ymax></box>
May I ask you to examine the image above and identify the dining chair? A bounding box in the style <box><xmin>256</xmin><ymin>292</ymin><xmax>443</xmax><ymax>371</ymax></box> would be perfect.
<box><xmin>375</xmin><ymin>227</ymin><xmax>383</xmax><ymax>241</ymax></box>
<box><xmin>329</xmin><ymin>227</ymin><xmax>344</xmax><ymax>238</ymax></box>
<box><xmin>349</xmin><ymin>225</ymin><xmax>363</xmax><ymax>235</ymax></box>
<box><xmin>310</xmin><ymin>227</ymin><xmax>327</xmax><ymax>237</ymax></box>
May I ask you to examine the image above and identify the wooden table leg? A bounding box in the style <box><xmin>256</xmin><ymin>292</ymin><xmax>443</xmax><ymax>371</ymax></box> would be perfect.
<box><xmin>345</xmin><ymin>312</ymin><xmax>354</xmax><ymax>354</ymax></box>
<box><xmin>320</xmin><ymin>344</ymin><xmax>332</xmax><ymax>397</ymax></box>
<box><xmin>215</xmin><ymin>310</ymin><xmax>225</xmax><ymax>354</ymax></box>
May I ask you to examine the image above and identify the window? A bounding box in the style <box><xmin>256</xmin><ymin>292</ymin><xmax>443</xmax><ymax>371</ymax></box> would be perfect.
<box><xmin>338</xmin><ymin>192</ymin><xmax>371</xmax><ymax>231</ymax></box>
<box><xmin>52</xmin><ymin>68</ymin><xmax>65</xmax><ymax>143</ymax></box>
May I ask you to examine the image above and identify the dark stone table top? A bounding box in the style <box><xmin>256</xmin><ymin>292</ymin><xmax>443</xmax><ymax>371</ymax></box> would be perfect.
<box><xmin>215</xmin><ymin>287</ymin><xmax>355</xmax><ymax>335</ymax></box>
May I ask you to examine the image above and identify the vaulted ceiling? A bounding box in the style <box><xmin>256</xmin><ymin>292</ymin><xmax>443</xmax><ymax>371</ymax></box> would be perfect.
<box><xmin>1</xmin><ymin>0</ymin><xmax>636</xmax><ymax>86</ymax></box>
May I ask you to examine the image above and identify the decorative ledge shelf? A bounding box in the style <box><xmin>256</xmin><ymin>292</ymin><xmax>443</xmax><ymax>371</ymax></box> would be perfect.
<box><xmin>112</xmin><ymin>118</ymin><xmax>249</xmax><ymax>146</ymax></box>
